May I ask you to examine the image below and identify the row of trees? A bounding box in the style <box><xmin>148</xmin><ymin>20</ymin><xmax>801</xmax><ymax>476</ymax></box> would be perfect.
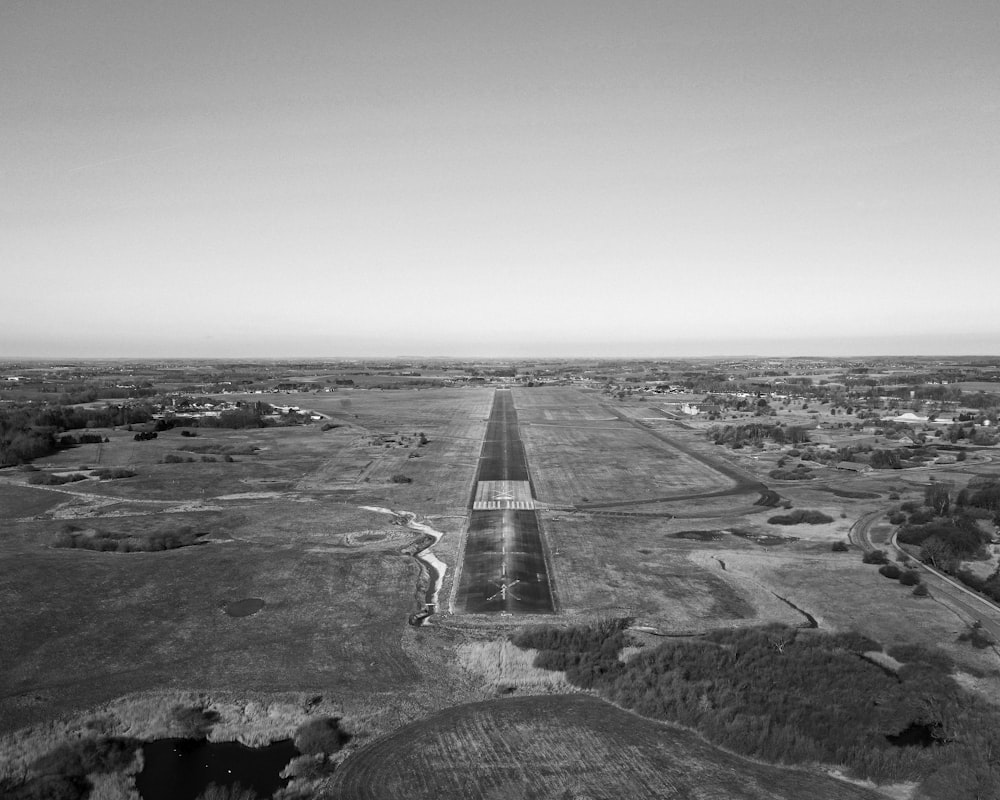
<box><xmin>708</xmin><ymin>423</ymin><xmax>810</xmax><ymax>448</ymax></box>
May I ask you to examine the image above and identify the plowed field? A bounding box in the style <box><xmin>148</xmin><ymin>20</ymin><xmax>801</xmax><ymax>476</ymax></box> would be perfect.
<box><xmin>330</xmin><ymin>694</ymin><xmax>882</xmax><ymax>800</ymax></box>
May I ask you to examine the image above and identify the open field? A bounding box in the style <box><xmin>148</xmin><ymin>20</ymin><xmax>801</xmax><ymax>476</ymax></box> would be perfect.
<box><xmin>540</xmin><ymin>512</ymin><xmax>759</xmax><ymax>628</ymax></box>
<box><xmin>515</xmin><ymin>388</ymin><xmax>739</xmax><ymax>505</ymax></box>
<box><xmin>0</xmin><ymin>389</ymin><xmax>495</xmax><ymax>739</ymax></box>
<box><xmin>4</xmin><ymin>369</ymin><xmax>1000</xmax><ymax>799</ymax></box>
<box><xmin>329</xmin><ymin>694</ymin><xmax>883</xmax><ymax>800</ymax></box>
<box><xmin>0</xmin><ymin>512</ymin><xmax>419</xmax><ymax>732</ymax></box>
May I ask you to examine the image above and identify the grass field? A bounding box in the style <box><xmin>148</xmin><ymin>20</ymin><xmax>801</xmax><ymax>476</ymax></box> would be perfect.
<box><xmin>540</xmin><ymin>512</ymin><xmax>755</xmax><ymax>627</ymax></box>
<box><xmin>0</xmin><ymin>389</ymin><xmax>495</xmax><ymax>738</ymax></box>
<box><xmin>328</xmin><ymin>694</ymin><xmax>884</xmax><ymax>800</ymax></box>
<box><xmin>514</xmin><ymin>388</ymin><xmax>735</xmax><ymax>505</ymax></box>
<box><xmin>5</xmin><ymin>382</ymin><xmax>1000</xmax><ymax>799</ymax></box>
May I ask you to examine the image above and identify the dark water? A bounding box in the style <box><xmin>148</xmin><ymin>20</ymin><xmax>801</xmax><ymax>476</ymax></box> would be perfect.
<box><xmin>223</xmin><ymin>597</ymin><xmax>266</xmax><ymax>617</ymax></box>
<box><xmin>886</xmin><ymin>722</ymin><xmax>941</xmax><ymax>747</ymax></box>
<box><xmin>135</xmin><ymin>737</ymin><xmax>298</xmax><ymax>800</ymax></box>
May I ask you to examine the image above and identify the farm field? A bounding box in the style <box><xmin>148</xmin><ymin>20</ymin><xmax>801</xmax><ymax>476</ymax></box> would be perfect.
<box><xmin>329</xmin><ymin>694</ymin><xmax>883</xmax><ymax>800</ymax></box>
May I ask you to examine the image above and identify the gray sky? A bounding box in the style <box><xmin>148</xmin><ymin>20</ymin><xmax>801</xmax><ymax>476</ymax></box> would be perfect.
<box><xmin>3</xmin><ymin>1</ymin><xmax>998</xmax><ymax>358</ymax></box>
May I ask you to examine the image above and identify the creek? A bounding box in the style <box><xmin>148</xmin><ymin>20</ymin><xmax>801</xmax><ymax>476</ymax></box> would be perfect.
<box><xmin>360</xmin><ymin>506</ymin><xmax>446</xmax><ymax>623</ymax></box>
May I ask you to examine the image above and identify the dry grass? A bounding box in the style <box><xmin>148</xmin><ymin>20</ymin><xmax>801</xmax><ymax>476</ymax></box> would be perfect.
<box><xmin>456</xmin><ymin>640</ymin><xmax>573</xmax><ymax>694</ymax></box>
<box><xmin>541</xmin><ymin>512</ymin><xmax>755</xmax><ymax>628</ymax></box>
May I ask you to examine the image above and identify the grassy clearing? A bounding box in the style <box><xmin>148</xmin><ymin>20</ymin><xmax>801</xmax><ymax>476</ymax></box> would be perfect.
<box><xmin>688</xmin><ymin>547</ymin><xmax>999</xmax><ymax>677</ymax></box>
<box><xmin>330</xmin><ymin>694</ymin><xmax>884</xmax><ymax>800</ymax></box>
<box><xmin>0</xmin><ymin>516</ymin><xmax>420</xmax><ymax>733</ymax></box>
<box><xmin>0</xmin><ymin>482</ymin><xmax>64</xmax><ymax>519</ymax></box>
<box><xmin>514</xmin><ymin>387</ymin><xmax>734</xmax><ymax>504</ymax></box>
<box><xmin>541</xmin><ymin>512</ymin><xmax>754</xmax><ymax>628</ymax></box>
<box><xmin>455</xmin><ymin>640</ymin><xmax>572</xmax><ymax>694</ymax></box>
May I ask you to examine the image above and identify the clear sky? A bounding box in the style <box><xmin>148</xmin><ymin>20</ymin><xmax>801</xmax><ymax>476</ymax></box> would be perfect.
<box><xmin>3</xmin><ymin>1</ymin><xmax>998</xmax><ymax>358</ymax></box>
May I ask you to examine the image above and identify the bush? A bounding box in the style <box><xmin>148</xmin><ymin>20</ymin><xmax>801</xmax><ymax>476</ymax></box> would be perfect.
<box><xmin>831</xmin><ymin>540</ymin><xmax>849</xmax><ymax>552</ymax></box>
<box><xmin>899</xmin><ymin>570</ymin><xmax>921</xmax><ymax>586</ymax></box>
<box><xmin>27</xmin><ymin>472</ymin><xmax>87</xmax><ymax>486</ymax></box>
<box><xmin>390</xmin><ymin>474</ymin><xmax>412</xmax><ymax>484</ymax></box>
<box><xmin>768</xmin><ymin>510</ymin><xmax>834</xmax><ymax>525</ymax></box>
<box><xmin>32</xmin><ymin>736</ymin><xmax>140</xmax><ymax>778</ymax></box>
<box><xmin>294</xmin><ymin>717</ymin><xmax>352</xmax><ymax>755</ymax></box>
<box><xmin>862</xmin><ymin>549</ymin><xmax>889</xmax><ymax>565</ymax></box>
<box><xmin>171</xmin><ymin>705</ymin><xmax>220</xmax><ymax>739</ymax></box>
<box><xmin>912</xmin><ymin>583</ymin><xmax>930</xmax><ymax>597</ymax></box>
<box><xmin>958</xmin><ymin>621</ymin><xmax>995</xmax><ymax>649</ymax></box>
<box><xmin>878</xmin><ymin>564</ymin><xmax>902</xmax><ymax>580</ymax></box>
<box><xmin>91</xmin><ymin>468</ymin><xmax>136</xmax><ymax>480</ymax></box>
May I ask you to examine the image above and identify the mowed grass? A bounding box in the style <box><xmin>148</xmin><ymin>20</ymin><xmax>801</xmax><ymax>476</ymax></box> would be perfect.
<box><xmin>0</xmin><ymin>515</ymin><xmax>419</xmax><ymax>733</ymax></box>
<box><xmin>0</xmin><ymin>482</ymin><xmax>65</xmax><ymax>519</ymax></box>
<box><xmin>329</xmin><ymin>694</ymin><xmax>882</xmax><ymax>800</ymax></box>
<box><xmin>541</xmin><ymin>513</ymin><xmax>753</xmax><ymax>627</ymax></box>
<box><xmin>514</xmin><ymin>387</ymin><xmax>734</xmax><ymax>504</ymax></box>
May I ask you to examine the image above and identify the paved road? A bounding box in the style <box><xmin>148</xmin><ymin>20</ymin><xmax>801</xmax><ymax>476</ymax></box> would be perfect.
<box><xmin>455</xmin><ymin>390</ymin><xmax>555</xmax><ymax>614</ymax></box>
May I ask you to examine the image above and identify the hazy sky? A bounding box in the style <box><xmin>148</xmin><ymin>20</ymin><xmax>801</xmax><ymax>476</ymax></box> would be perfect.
<box><xmin>3</xmin><ymin>1</ymin><xmax>998</xmax><ymax>358</ymax></box>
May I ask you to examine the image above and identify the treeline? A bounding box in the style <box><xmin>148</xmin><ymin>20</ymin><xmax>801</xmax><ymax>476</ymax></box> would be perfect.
<box><xmin>1</xmin><ymin>735</ymin><xmax>139</xmax><ymax>800</ymax></box>
<box><xmin>512</xmin><ymin>621</ymin><xmax>1000</xmax><ymax>798</ymax></box>
<box><xmin>52</xmin><ymin>524</ymin><xmax>205</xmax><ymax>553</ymax></box>
<box><xmin>893</xmin><ymin>480</ymin><xmax>1000</xmax><ymax>601</ymax></box>
<box><xmin>0</xmin><ymin>403</ymin><xmax>153</xmax><ymax>466</ymax></box>
<box><xmin>708</xmin><ymin>423</ymin><xmax>810</xmax><ymax>448</ymax></box>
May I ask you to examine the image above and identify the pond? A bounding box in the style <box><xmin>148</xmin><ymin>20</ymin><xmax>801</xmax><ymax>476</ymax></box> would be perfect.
<box><xmin>135</xmin><ymin>737</ymin><xmax>298</xmax><ymax>800</ymax></box>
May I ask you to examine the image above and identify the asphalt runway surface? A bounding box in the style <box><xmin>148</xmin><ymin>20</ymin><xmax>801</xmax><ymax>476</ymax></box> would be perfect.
<box><xmin>457</xmin><ymin>390</ymin><xmax>555</xmax><ymax>614</ymax></box>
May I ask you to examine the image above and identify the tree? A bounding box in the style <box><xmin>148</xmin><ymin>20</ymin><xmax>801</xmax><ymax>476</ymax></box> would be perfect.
<box><xmin>921</xmin><ymin>537</ymin><xmax>958</xmax><ymax>573</ymax></box>
<box><xmin>924</xmin><ymin>484</ymin><xmax>951</xmax><ymax>516</ymax></box>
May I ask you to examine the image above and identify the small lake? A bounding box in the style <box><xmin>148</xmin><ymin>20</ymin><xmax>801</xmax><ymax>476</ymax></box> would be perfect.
<box><xmin>135</xmin><ymin>737</ymin><xmax>298</xmax><ymax>800</ymax></box>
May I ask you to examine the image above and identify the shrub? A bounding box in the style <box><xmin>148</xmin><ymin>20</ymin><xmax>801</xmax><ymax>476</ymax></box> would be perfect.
<box><xmin>958</xmin><ymin>621</ymin><xmax>994</xmax><ymax>649</ymax></box>
<box><xmin>862</xmin><ymin>549</ymin><xmax>889</xmax><ymax>565</ymax></box>
<box><xmin>32</xmin><ymin>736</ymin><xmax>140</xmax><ymax>778</ymax></box>
<box><xmin>831</xmin><ymin>540</ymin><xmax>849</xmax><ymax>552</ymax></box>
<box><xmin>92</xmin><ymin>468</ymin><xmax>136</xmax><ymax>480</ymax></box>
<box><xmin>27</xmin><ymin>472</ymin><xmax>87</xmax><ymax>486</ymax></box>
<box><xmin>768</xmin><ymin>510</ymin><xmax>834</xmax><ymax>525</ymax></box>
<box><xmin>390</xmin><ymin>474</ymin><xmax>412</xmax><ymax>484</ymax></box>
<box><xmin>899</xmin><ymin>570</ymin><xmax>921</xmax><ymax>586</ymax></box>
<box><xmin>912</xmin><ymin>583</ymin><xmax>930</xmax><ymax>597</ymax></box>
<box><xmin>294</xmin><ymin>717</ymin><xmax>352</xmax><ymax>755</ymax></box>
<box><xmin>879</xmin><ymin>564</ymin><xmax>902</xmax><ymax>580</ymax></box>
<box><xmin>171</xmin><ymin>705</ymin><xmax>220</xmax><ymax>739</ymax></box>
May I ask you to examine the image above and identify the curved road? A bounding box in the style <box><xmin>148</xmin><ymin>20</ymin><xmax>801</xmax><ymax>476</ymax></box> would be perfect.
<box><xmin>850</xmin><ymin>509</ymin><xmax>1000</xmax><ymax>646</ymax></box>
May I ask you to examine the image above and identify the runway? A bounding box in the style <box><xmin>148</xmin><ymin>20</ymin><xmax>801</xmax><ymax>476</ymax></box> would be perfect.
<box><xmin>456</xmin><ymin>390</ymin><xmax>555</xmax><ymax>614</ymax></box>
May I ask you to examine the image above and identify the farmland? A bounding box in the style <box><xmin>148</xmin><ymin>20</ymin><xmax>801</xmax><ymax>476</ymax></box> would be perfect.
<box><xmin>330</xmin><ymin>694</ymin><xmax>883</xmax><ymax>800</ymax></box>
<box><xmin>2</xmin><ymin>358</ymin><xmax>1000</xmax><ymax>799</ymax></box>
